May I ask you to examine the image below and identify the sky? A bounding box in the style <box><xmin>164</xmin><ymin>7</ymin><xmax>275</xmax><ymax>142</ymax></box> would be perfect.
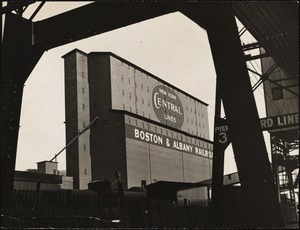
<box><xmin>3</xmin><ymin>2</ymin><xmax>269</xmax><ymax>174</ymax></box>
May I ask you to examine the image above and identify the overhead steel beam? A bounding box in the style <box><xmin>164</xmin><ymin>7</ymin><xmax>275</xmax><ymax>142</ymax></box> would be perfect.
<box><xmin>2</xmin><ymin>1</ymin><xmax>36</xmax><ymax>15</ymax></box>
<box><xmin>33</xmin><ymin>2</ymin><xmax>221</xmax><ymax>51</ymax></box>
<box><xmin>33</xmin><ymin>2</ymin><xmax>181</xmax><ymax>50</ymax></box>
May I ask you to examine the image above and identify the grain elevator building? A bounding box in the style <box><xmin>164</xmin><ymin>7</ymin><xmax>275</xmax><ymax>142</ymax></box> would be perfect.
<box><xmin>63</xmin><ymin>49</ymin><xmax>213</xmax><ymax>190</ymax></box>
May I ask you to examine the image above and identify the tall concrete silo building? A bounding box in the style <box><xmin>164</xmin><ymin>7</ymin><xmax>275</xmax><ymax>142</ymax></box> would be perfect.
<box><xmin>63</xmin><ymin>49</ymin><xmax>213</xmax><ymax>190</ymax></box>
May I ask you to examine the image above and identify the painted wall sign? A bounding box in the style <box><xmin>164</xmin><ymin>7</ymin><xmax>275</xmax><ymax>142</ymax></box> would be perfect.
<box><xmin>259</xmin><ymin>113</ymin><xmax>299</xmax><ymax>131</ymax></box>
<box><xmin>152</xmin><ymin>84</ymin><xmax>184</xmax><ymax>129</ymax></box>
<box><xmin>125</xmin><ymin>124</ymin><xmax>213</xmax><ymax>159</ymax></box>
<box><xmin>214</xmin><ymin>113</ymin><xmax>299</xmax><ymax>137</ymax></box>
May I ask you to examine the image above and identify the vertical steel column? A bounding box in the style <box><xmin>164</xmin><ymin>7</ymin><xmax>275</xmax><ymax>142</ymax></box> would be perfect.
<box><xmin>2</xmin><ymin>13</ymin><xmax>43</xmax><ymax>215</ymax></box>
<box><xmin>271</xmin><ymin>135</ymin><xmax>281</xmax><ymax>203</ymax></box>
<box><xmin>211</xmin><ymin>80</ymin><xmax>228</xmax><ymax>227</ymax></box>
<box><xmin>205</xmin><ymin>4</ymin><xmax>285</xmax><ymax>228</ymax></box>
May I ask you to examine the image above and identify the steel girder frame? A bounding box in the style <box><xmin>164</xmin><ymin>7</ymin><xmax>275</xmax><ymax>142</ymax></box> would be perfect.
<box><xmin>2</xmin><ymin>1</ymin><xmax>284</xmax><ymax>228</ymax></box>
<box><xmin>2</xmin><ymin>13</ymin><xmax>44</xmax><ymax>217</ymax></box>
<box><xmin>200</xmin><ymin>4</ymin><xmax>285</xmax><ymax>228</ymax></box>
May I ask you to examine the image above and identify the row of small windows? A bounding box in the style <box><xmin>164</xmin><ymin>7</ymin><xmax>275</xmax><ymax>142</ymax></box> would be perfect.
<box><xmin>121</xmin><ymin>77</ymin><xmax>151</xmax><ymax>92</ymax></box>
<box><xmin>119</xmin><ymin>62</ymin><xmax>149</xmax><ymax>78</ymax></box>
<box><xmin>122</xmin><ymin>97</ymin><xmax>150</xmax><ymax>106</ymax></box>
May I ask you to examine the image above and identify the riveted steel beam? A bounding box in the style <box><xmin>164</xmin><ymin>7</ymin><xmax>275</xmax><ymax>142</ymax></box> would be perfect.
<box><xmin>200</xmin><ymin>4</ymin><xmax>285</xmax><ymax>228</ymax></box>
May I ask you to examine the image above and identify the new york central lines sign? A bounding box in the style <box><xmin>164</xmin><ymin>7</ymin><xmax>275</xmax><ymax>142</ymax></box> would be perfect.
<box><xmin>152</xmin><ymin>84</ymin><xmax>184</xmax><ymax>129</ymax></box>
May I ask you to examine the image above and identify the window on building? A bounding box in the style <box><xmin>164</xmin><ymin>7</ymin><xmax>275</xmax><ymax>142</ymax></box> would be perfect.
<box><xmin>81</xmin><ymin>72</ymin><xmax>84</xmax><ymax>78</ymax></box>
<box><xmin>83</xmin><ymin>144</ymin><xmax>86</xmax><ymax>151</ymax></box>
<box><xmin>147</xmin><ymin>87</ymin><xmax>149</xmax><ymax>93</ymax></box>
<box><xmin>129</xmin><ymin>93</ymin><xmax>131</xmax><ymax>99</ymax></box>
<box><xmin>82</xmin><ymin>103</ymin><xmax>85</xmax><ymax>110</ymax></box>
<box><xmin>83</xmin><ymin>122</ymin><xmax>86</xmax><ymax>128</ymax></box>
<box><xmin>123</xmin><ymin>104</ymin><xmax>125</xmax><ymax>110</ymax></box>
<box><xmin>84</xmin><ymin>168</ymin><xmax>87</xmax><ymax>175</ymax></box>
<box><xmin>142</xmin><ymin>98</ymin><xmax>144</xmax><ymax>104</ymax></box>
<box><xmin>82</xmin><ymin>88</ymin><xmax>84</xmax><ymax>94</ymax></box>
<box><xmin>121</xmin><ymin>75</ymin><xmax>124</xmax><ymax>81</ymax></box>
<box><xmin>272</xmin><ymin>87</ymin><xmax>284</xmax><ymax>100</ymax></box>
<box><xmin>122</xmin><ymin>90</ymin><xmax>124</xmax><ymax>96</ymax></box>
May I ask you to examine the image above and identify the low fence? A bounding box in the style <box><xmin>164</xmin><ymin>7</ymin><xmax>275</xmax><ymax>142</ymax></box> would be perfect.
<box><xmin>3</xmin><ymin>189</ymin><xmax>214</xmax><ymax>228</ymax></box>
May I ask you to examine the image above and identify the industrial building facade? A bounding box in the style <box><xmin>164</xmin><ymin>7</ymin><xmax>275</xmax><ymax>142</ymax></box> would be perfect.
<box><xmin>63</xmin><ymin>49</ymin><xmax>213</xmax><ymax>189</ymax></box>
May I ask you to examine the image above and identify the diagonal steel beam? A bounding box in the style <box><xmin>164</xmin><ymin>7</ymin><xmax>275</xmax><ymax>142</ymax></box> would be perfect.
<box><xmin>195</xmin><ymin>3</ymin><xmax>285</xmax><ymax>228</ymax></box>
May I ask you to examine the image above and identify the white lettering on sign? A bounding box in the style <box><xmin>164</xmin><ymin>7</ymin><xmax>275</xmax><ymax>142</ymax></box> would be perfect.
<box><xmin>172</xmin><ymin>141</ymin><xmax>193</xmax><ymax>153</ymax></box>
<box><xmin>215</xmin><ymin>113</ymin><xmax>299</xmax><ymax>133</ymax></box>
<box><xmin>127</xmin><ymin>125</ymin><xmax>213</xmax><ymax>158</ymax></box>
<box><xmin>152</xmin><ymin>84</ymin><xmax>184</xmax><ymax>128</ymax></box>
<box><xmin>260</xmin><ymin>118</ymin><xmax>274</xmax><ymax>129</ymax></box>
<box><xmin>277</xmin><ymin>114</ymin><xmax>299</xmax><ymax>127</ymax></box>
<box><xmin>153</xmin><ymin>92</ymin><xmax>183</xmax><ymax>115</ymax></box>
<box><xmin>214</xmin><ymin>125</ymin><xmax>228</xmax><ymax>133</ymax></box>
<box><xmin>134</xmin><ymin>128</ymin><xmax>163</xmax><ymax>145</ymax></box>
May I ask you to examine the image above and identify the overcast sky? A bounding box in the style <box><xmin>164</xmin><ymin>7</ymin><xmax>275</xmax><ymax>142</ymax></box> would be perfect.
<box><xmin>4</xmin><ymin>2</ymin><xmax>268</xmax><ymax>174</ymax></box>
